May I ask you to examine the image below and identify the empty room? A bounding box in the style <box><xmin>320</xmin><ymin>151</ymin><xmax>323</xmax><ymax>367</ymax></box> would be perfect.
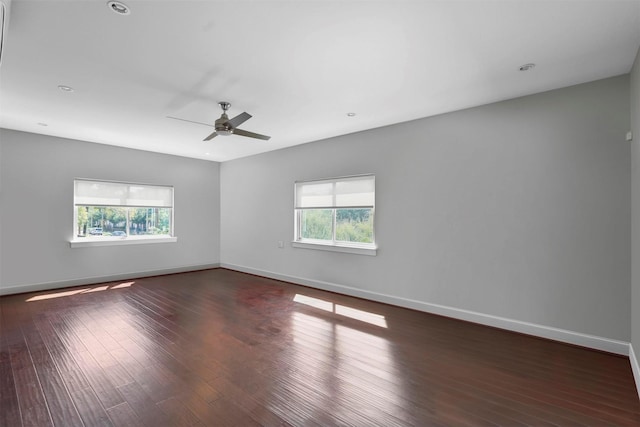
<box><xmin>1</xmin><ymin>0</ymin><xmax>640</xmax><ymax>425</ymax></box>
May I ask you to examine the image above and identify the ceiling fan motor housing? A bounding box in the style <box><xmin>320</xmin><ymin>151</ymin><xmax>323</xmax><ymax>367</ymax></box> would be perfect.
<box><xmin>215</xmin><ymin>114</ymin><xmax>232</xmax><ymax>135</ymax></box>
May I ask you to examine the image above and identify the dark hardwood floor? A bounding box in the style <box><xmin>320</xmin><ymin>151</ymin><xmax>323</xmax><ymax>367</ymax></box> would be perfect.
<box><xmin>1</xmin><ymin>268</ymin><xmax>639</xmax><ymax>426</ymax></box>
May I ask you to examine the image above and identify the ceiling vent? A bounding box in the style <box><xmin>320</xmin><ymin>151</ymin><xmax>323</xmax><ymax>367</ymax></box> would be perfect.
<box><xmin>0</xmin><ymin>0</ymin><xmax>10</xmax><ymax>67</ymax></box>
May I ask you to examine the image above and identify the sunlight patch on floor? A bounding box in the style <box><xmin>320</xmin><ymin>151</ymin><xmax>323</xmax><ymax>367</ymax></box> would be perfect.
<box><xmin>293</xmin><ymin>294</ymin><xmax>387</xmax><ymax>328</ymax></box>
<box><xmin>26</xmin><ymin>281</ymin><xmax>135</xmax><ymax>302</ymax></box>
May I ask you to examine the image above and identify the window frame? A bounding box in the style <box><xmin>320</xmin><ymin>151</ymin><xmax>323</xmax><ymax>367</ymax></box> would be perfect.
<box><xmin>70</xmin><ymin>178</ymin><xmax>177</xmax><ymax>248</ymax></box>
<box><xmin>293</xmin><ymin>175</ymin><xmax>377</xmax><ymax>256</ymax></box>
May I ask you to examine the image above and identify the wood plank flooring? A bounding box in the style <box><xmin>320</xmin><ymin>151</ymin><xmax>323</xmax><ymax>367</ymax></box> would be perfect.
<box><xmin>1</xmin><ymin>268</ymin><xmax>639</xmax><ymax>426</ymax></box>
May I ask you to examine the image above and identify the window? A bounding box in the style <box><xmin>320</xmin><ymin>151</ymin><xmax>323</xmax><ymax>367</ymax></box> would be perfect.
<box><xmin>71</xmin><ymin>179</ymin><xmax>176</xmax><ymax>247</ymax></box>
<box><xmin>294</xmin><ymin>175</ymin><xmax>376</xmax><ymax>255</ymax></box>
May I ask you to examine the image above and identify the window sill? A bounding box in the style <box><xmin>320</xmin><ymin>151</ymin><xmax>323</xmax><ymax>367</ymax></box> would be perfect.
<box><xmin>70</xmin><ymin>235</ymin><xmax>177</xmax><ymax>248</ymax></box>
<box><xmin>291</xmin><ymin>241</ymin><xmax>377</xmax><ymax>256</ymax></box>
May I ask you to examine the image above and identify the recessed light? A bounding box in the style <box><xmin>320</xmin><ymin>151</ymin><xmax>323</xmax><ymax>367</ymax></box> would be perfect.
<box><xmin>37</xmin><ymin>122</ymin><xmax>48</xmax><ymax>127</ymax></box>
<box><xmin>519</xmin><ymin>63</ymin><xmax>536</xmax><ymax>71</ymax></box>
<box><xmin>205</xmin><ymin>152</ymin><xmax>211</xmax><ymax>156</ymax></box>
<box><xmin>347</xmin><ymin>112</ymin><xmax>356</xmax><ymax>117</ymax></box>
<box><xmin>107</xmin><ymin>1</ymin><xmax>130</xmax><ymax>15</ymax></box>
<box><xmin>58</xmin><ymin>85</ymin><xmax>74</xmax><ymax>92</ymax></box>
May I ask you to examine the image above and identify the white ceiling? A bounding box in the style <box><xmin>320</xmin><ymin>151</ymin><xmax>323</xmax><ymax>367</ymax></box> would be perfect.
<box><xmin>1</xmin><ymin>0</ymin><xmax>639</xmax><ymax>162</ymax></box>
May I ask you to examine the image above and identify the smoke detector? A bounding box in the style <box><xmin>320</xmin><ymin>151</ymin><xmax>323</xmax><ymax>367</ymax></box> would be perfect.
<box><xmin>107</xmin><ymin>1</ymin><xmax>130</xmax><ymax>15</ymax></box>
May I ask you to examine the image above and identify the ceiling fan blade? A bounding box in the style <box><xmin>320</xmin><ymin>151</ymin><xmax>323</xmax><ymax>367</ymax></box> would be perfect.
<box><xmin>166</xmin><ymin>116</ymin><xmax>213</xmax><ymax>127</ymax></box>
<box><xmin>225</xmin><ymin>112</ymin><xmax>252</xmax><ymax>129</ymax></box>
<box><xmin>232</xmin><ymin>128</ymin><xmax>271</xmax><ymax>140</ymax></box>
<box><xmin>203</xmin><ymin>131</ymin><xmax>219</xmax><ymax>141</ymax></box>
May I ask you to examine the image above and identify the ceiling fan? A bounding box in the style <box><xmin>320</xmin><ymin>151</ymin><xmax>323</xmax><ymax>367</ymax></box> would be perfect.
<box><xmin>203</xmin><ymin>102</ymin><xmax>270</xmax><ymax>141</ymax></box>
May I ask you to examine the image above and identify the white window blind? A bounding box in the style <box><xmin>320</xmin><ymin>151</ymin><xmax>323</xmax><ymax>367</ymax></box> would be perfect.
<box><xmin>74</xmin><ymin>179</ymin><xmax>173</xmax><ymax>208</ymax></box>
<box><xmin>295</xmin><ymin>175</ymin><xmax>375</xmax><ymax>209</ymax></box>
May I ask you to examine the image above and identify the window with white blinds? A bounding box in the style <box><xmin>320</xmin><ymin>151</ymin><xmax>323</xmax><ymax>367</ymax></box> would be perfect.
<box><xmin>294</xmin><ymin>175</ymin><xmax>376</xmax><ymax>254</ymax></box>
<box><xmin>72</xmin><ymin>179</ymin><xmax>174</xmax><ymax>245</ymax></box>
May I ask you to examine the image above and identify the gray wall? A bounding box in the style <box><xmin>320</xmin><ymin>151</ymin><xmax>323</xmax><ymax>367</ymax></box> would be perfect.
<box><xmin>220</xmin><ymin>76</ymin><xmax>631</xmax><ymax>341</ymax></box>
<box><xmin>0</xmin><ymin>129</ymin><xmax>220</xmax><ymax>293</ymax></box>
<box><xmin>631</xmin><ymin>48</ymin><xmax>640</xmax><ymax>374</ymax></box>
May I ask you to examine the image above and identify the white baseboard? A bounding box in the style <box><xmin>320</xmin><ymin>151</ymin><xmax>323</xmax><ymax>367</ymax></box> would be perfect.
<box><xmin>630</xmin><ymin>344</ymin><xmax>640</xmax><ymax>400</ymax></box>
<box><xmin>221</xmin><ymin>263</ymin><xmax>630</xmax><ymax>356</ymax></box>
<box><xmin>0</xmin><ymin>263</ymin><xmax>221</xmax><ymax>296</ymax></box>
